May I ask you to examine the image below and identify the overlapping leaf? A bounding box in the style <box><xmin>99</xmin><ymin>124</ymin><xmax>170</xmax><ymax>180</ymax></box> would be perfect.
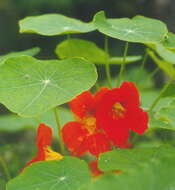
<box><xmin>0</xmin><ymin>56</ymin><xmax>97</xmax><ymax>117</ymax></box>
<box><xmin>86</xmin><ymin>157</ymin><xmax>175</xmax><ymax>190</ymax></box>
<box><xmin>7</xmin><ymin>157</ymin><xmax>91</xmax><ymax>190</ymax></box>
<box><xmin>98</xmin><ymin>145</ymin><xmax>175</xmax><ymax>172</ymax></box>
<box><xmin>162</xmin><ymin>32</ymin><xmax>175</xmax><ymax>50</ymax></box>
<box><xmin>0</xmin><ymin>47</ymin><xmax>40</xmax><ymax>65</ymax></box>
<box><xmin>55</xmin><ymin>38</ymin><xmax>142</xmax><ymax>64</ymax></box>
<box><xmin>93</xmin><ymin>11</ymin><xmax>168</xmax><ymax>43</ymax></box>
<box><xmin>19</xmin><ymin>14</ymin><xmax>95</xmax><ymax>36</ymax></box>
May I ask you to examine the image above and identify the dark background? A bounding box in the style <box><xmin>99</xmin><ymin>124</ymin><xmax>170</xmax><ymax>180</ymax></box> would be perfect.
<box><xmin>0</xmin><ymin>0</ymin><xmax>175</xmax><ymax>57</ymax></box>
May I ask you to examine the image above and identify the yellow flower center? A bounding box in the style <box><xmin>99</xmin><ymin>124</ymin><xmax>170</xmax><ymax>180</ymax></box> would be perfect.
<box><xmin>45</xmin><ymin>147</ymin><xmax>63</xmax><ymax>161</ymax></box>
<box><xmin>112</xmin><ymin>102</ymin><xmax>126</xmax><ymax>119</ymax></box>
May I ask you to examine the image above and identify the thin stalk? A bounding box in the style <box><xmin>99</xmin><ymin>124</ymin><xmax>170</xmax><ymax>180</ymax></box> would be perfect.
<box><xmin>149</xmin><ymin>77</ymin><xmax>174</xmax><ymax>112</ymax></box>
<box><xmin>117</xmin><ymin>42</ymin><xmax>129</xmax><ymax>87</ymax></box>
<box><xmin>54</xmin><ymin>107</ymin><xmax>65</xmax><ymax>154</ymax></box>
<box><xmin>104</xmin><ymin>36</ymin><xmax>112</xmax><ymax>88</ymax></box>
<box><xmin>140</xmin><ymin>50</ymin><xmax>148</xmax><ymax>70</ymax></box>
<box><xmin>94</xmin><ymin>82</ymin><xmax>100</xmax><ymax>91</ymax></box>
<box><xmin>148</xmin><ymin>67</ymin><xmax>159</xmax><ymax>79</ymax></box>
<box><xmin>0</xmin><ymin>156</ymin><xmax>11</xmax><ymax>180</ymax></box>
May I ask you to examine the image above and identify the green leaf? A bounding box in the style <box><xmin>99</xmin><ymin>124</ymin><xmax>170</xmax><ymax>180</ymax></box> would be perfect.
<box><xmin>19</xmin><ymin>14</ymin><xmax>95</xmax><ymax>36</ymax></box>
<box><xmin>0</xmin><ymin>107</ymin><xmax>73</xmax><ymax>135</ymax></box>
<box><xmin>155</xmin><ymin>43</ymin><xmax>175</xmax><ymax>64</ymax></box>
<box><xmin>55</xmin><ymin>38</ymin><xmax>109</xmax><ymax>63</ymax></box>
<box><xmin>148</xmin><ymin>50</ymin><xmax>175</xmax><ymax>78</ymax></box>
<box><xmin>93</xmin><ymin>11</ymin><xmax>168</xmax><ymax>43</ymax></box>
<box><xmin>108</xmin><ymin>56</ymin><xmax>142</xmax><ymax>64</ymax></box>
<box><xmin>154</xmin><ymin>99</ymin><xmax>175</xmax><ymax>130</ymax></box>
<box><xmin>87</xmin><ymin>157</ymin><xmax>175</xmax><ymax>190</ymax></box>
<box><xmin>0</xmin><ymin>179</ymin><xmax>6</xmax><ymax>190</ymax></box>
<box><xmin>98</xmin><ymin>146</ymin><xmax>175</xmax><ymax>172</ymax></box>
<box><xmin>0</xmin><ymin>56</ymin><xmax>97</xmax><ymax>117</ymax></box>
<box><xmin>162</xmin><ymin>32</ymin><xmax>175</xmax><ymax>50</ymax></box>
<box><xmin>0</xmin><ymin>47</ymin><xmax>40</xmax><ymax>66</ymax></box>
<box><xmin>7</xmin><ymin>157</ymin><xmax>91</xmax><ymax>190</ymax></box>
<box><xmin>162</xmin><ymin>83</ymin><xmax>175</xmax><ymax>97</ymax></box>
<box><xmin>55</xmin><ymin>38</ymin><xmax>142</xmax><ymax>64</ymax></box>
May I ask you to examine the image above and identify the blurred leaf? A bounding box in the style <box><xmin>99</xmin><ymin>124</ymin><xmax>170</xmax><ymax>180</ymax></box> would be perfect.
<box><xmin>162</xmin><ymin>83</ymin><xmax>175</xmax><ymax>97</ymax></box>
<box><xmin>0</xmin><ymin>179</ymin><xmax>6</xmax><ymax>190</ymax></box>
<box><xmin>162</xmin><ymin>32</ymin><xmax>175</xmax><ymax>50</ymax></box>
<box><xmin>148</xmin><ymin>50</ymin><xmax>175</xmax><ymax>78</ymax></box>
<box><xmin>19</xmin><ymin>14</ymin><xmax>95</xmax><ymax>36</ymax></box>
<box><xmin>156</xmin><ymin>43</ymin><xmax>175</xmax><ymax>64</ymax></box>
<box><xmin>93</xmin><ymin>11</ymin><xmax>168</xmax><ymax>43</ymax></box>
<box><xmin>55</xmin><ymin>38</ymin><xmax>109</xmax><ymax>63</ymax></box>
<box><xmin>154</xmin><ymin>99</ymin><xmax>175</xmax><ymax>130</ymax></box>
<box><xmin>87</xmin><ymin>157</ymin><xmax>175</xmax><ymax>190</ymax></box>
<box><xmin>0</xmin><ymin>47</ymin><xmax>40</xmax><ymax>65</ymax></box>
<box><xmin>55</xmin><ymin>38</ymin><xmax>142</xmax><ymax>64</ymax></box>
<box><xmin>98</xmin><ymin>145</ymin><xmax>175</xmax><ymax>172</ymax></box>
<box><xmin>0</xmin><ymin>56</ymin><xmax>97</xmax><ymax>117</ymax></box>
<box><xmin>0</xmin><ymin>107</ymin><xmax>73</xmax><ymax>135</ymax></box>
<box><xmin>7</xmin><ymin>157</ymin><xmax>91</xmax><ymax>190</ymax></box>
<box><xmin>108</xmin><ymin>56</ymin><xmax>142</xmax><ymax>64</ymax></box>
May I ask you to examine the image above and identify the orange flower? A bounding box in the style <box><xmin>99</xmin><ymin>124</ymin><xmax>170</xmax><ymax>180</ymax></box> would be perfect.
<box><xmin>25</xmin><ymin>123</ymin><xmax>63</xmax><ymax>168</ymax></box>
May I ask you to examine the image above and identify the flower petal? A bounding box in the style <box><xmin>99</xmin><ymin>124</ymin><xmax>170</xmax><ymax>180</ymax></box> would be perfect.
<box><xmin>85</xmin><ymin>133</ymin><xmax>111</xmax><ymax>156</ymax></box>
<box><xmin>119</xmin><ymin>81</ymin><xmax>140</xmax><ymax>108</ymax></box>
<box><xmin>36</xmin><ymin>123</ymin><xmax>52</xmax><ymax>149</ymax></box>
<box><xmin>127</xmin><ymin>107</ymin><xmax>149</xmax><ymax>134</ymax></box>
<box><xmin>69</xmin><ymin>91</ymin><xmax>95</xmax><ymax>118</ymax></box>
<box><xmin>62</xmin><ymin>121</ymin><xmax>88</xmax><ymax>156</ymax></box>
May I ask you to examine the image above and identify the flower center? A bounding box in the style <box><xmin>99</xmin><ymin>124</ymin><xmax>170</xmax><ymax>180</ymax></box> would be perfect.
<box><xmin>112</xmin><ymin>102</ymin><xmax>126</xmax><ymax>119</ymax></box>
<box><xmin>45</xmin><ymin>147</ymin><xmax>63</xmax><ymax>161</ymax></box>
<box><xmin>82</xmin><ymin>116</ymin><xmax>96</xmax><ymax>135</ymax></box>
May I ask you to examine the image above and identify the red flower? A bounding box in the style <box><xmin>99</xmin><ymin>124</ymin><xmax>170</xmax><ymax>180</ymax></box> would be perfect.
<box><xmin>62</xmin><ymin>89</ymin><xmax>112</xmax><ymax>157</ymax></box>
<box><xmin>96</xmin><ymin>81</ymin><xmax>149</xmax><ymax>148</ymax></box>
<box><xmin>25</xmin><ymin>123</ymin><xmax>63</xmax><ymax>167</ymax></box>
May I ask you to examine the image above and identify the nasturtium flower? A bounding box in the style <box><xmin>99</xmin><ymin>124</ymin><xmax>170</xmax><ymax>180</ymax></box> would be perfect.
<box><xmin>62</xmin><ymin>81</ymin><xmax>148</xmax><ymax>156</ymax></box>
<box><xmin>62</xmin><ymin>89</ymin><xmax>112</xmax><ymax>157</ymax></box>
<box><xmin>25</xmin><ymin>123</ymin><xmax>63</xmax><ymax>167</ymax></box>
<box><xmin>96</xmin><ymin>81</ymin><xmax>149</xmax><ymax>148</ymax></box>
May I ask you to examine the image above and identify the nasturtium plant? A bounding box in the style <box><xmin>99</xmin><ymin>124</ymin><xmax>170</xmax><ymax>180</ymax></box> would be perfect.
<box><xmin>19</xmin><ymin>13</ymin><xmax>96</xmax><ymax>36</ymax></box>
<box><xmin>0</xmin><ymin>56</ymin><xmax>97</xmax><ymax>117</ymax></box>
<box><xmin>2</xmin><ymin>10</ymin><xmax>175</xmax><ymax>190</ymax></box>
<box><xmin>98</xmin><ymin>145</ymin><xmax>175</xmax><ymax>172</ymax></box>
<box><xmin>7</xmin><ymin>157</ymin><xmax>91</xmax><ymax>190</ymax></box>
<box><xmin>0</xmin><ymin>47</ymin><xmax>40</xmax><ymax>65</ymax></box>
<box><xmin>93</xmin><ymin>11</ymin><xmax>168</xmax><ymax>43</ymax></box>
<box><xmin>55</xmin><ymin>38</ymin><xmax>142</xmax><ymax>64</ymax></box>
<box><xmin>162</xmin><ymin>32</ymin><xmax>175</xmax><ymax>50</ymax></box>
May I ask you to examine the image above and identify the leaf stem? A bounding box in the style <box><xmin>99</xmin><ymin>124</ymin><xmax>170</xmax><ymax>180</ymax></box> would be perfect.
<box><xmin>140</xmin><ymin>50</ymin><xmax>148</xmax><ymax>70</ymax></box>
<box><xmin>104</xmin><ymin>36</ymin><xmax>112</xmax><ymax>88</ymax></box>
<box><xmin>117</xmin><ymin>41</ymin><xmax>129</xmax><ymax>87</ymax></box>
<box><xmin>148</xmin><ymin>67</ymin><xmax>159</xmax><ymax>79</ymax></box>
<box><xmin>54</xmin><ymin>107</ymin><xmax>65</xmax><ymax>154</ymax></box>
<box><xmin>149</xmin><ymin>77</ymin><xmax>174</xmax><ymax>112</ymax></box>
<box><xmin>0</xmin><ymin>156</ymin><xmax>11</xmax><ymax>181</ymax></box>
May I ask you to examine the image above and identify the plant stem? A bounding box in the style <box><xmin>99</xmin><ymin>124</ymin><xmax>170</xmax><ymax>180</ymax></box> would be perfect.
<box><xmin>104</xmin><ymin>36</ymin><xmax>112</xmax><ymax>88</ymax></box>
<box><xmin>140</xmin><ymin>50</ymin><xmax>148</xmax><ymax>70</ymax></box>
<box><xmin>148</xmin><ymin>67</ymin><xmax>159</xmax><ymax>79</ymax></box>
<box><xmin>54</xmin><ymin>107</ymin><xmax>65</xmax><ymax>154</ymax></box>
<box><xmin>149</xmin><ymin>77</ymin><xmax>174</xmax><ymax>112</ymax></box>
<box><xmin>0</xmin><ymin>156</ymin><xmax>11</xmax><ymax>180</ymax></box>
<box><xmin>94</xmin><ymin>82</ymin><xmax>100</xmax><ymax>91</ymax></box>
<box><xmin>117</xmin><ymin>41</ymin><xmax>129</xmax><ymax>87</ymax></box>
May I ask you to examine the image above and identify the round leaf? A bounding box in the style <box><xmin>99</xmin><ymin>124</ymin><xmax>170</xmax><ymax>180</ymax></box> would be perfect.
<box><xmin>93</xmin><ymin>11</ymin><xmax>168</xmax><ymax>43</ymax></box>
<box><xmin>55</xmin><ymin>38</ymin><xmax>109</xmax><ymax>63</ymax></box>
<box><xmin>7</xmin><ymin>157</ymin><xmax>91</xmax><ymax>190</ymax></box>
<box><xmin>0</xmin><ymin>47</ymin><xmax>40</xmax><ymax>66</ymax></box>
<box><xmin>0</xmin><ymin>56</ymin><xmax>97</xmax><ymax>117</ymax></box>
<box><xmin>19</xmin><ymin>14</ymin><xmax>96</xmax><ymax>36</ymax></box>
<box><xmin>98</xmin><ymin>146</ymin><xmax>175</xmax><ymax>172</ymax></box>
<box><xmin>162</xmin><ymin>32</ymin><xmax>175</xmax><ymax>50</ymax></box>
